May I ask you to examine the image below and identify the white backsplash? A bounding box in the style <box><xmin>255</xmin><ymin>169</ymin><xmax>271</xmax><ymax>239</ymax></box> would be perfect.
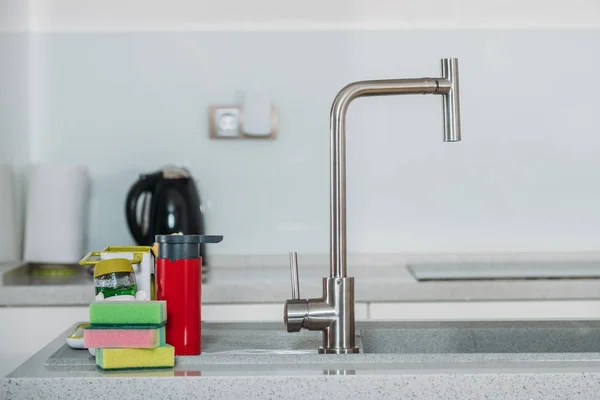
<box><xmin>12</xmin><ymin>29</ymin><xmax>600</xmax><ymax>256</ymax></box>
<box><xmin>20</xmin><ymin>0</ymin><xmax>600</xmax><ymax>31</ymax></box>
<box><xmin>0</xmin><ymin>33</ymin><xmax>29</xmax><ymax>168</ymax></box>
<box><xmin>0</xmin><ymin>32</ymin><xmax>29</xmax><ymax>257</ymax></box>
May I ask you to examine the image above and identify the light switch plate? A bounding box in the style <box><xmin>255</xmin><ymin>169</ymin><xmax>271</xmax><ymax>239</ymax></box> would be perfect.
<box><xmin>209</xmin><ymin>105</ymin><xmax>278</xmax><ymax>140</ymax></box>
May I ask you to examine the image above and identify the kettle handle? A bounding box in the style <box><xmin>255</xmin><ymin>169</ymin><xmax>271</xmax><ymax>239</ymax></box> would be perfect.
<box><xmin>125</xmin><ymin>171</ymin><xmax>163</xmax><ymax>245</ymax></box>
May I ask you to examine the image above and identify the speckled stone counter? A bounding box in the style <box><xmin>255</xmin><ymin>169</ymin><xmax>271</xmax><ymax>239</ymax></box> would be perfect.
<box><xmin>3</xmin><ymin>251</ymin><xmax>600</xmax><ymax>306</ymax></box>
<box><xmin>4</xmin><ymin>320</ymin><xmax>600</xmax><ymax>399</ymax></box>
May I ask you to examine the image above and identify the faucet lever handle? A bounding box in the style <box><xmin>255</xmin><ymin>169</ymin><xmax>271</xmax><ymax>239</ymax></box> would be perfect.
<box><xmin>289</xmin><ymin>252</ymin><xmax>300</xmax><ymax>300</ymax></box>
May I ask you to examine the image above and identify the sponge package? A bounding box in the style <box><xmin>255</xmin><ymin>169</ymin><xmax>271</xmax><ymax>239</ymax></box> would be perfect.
<box><xmin>84</xmin><ymin>325</ymin><xmax>165</xmax><ymax>349</ymax></box>
<box><xmin>89</xmin><ymin>301</ymin><xmax>166</xmax><ymax>326</ymax></box>
<box><xmin>96</xmin><ymin>344</ymin><xmax>175</xmax><ymax>370</ymax></box>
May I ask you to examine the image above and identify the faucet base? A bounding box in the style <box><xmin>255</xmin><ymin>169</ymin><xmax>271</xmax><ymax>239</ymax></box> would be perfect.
<box><xmin>319</xmin><ymin>277</ymin><xmax>359</xmax><ymax>353</ymax></box>
<box><xmin>318</xmin><ymin>347</ymin><xmax>360</xmax><ymax>354</ymax></box>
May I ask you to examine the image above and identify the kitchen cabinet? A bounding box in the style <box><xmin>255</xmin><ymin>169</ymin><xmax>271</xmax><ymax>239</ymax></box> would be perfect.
<box><xmin>0</xmin><ymin>307</ymin><xmax>89</xmax><ymax>378</ymax></box>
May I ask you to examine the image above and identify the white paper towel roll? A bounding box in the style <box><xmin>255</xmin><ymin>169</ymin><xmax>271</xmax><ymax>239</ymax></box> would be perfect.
<box><xmin>0</xmin><ymin>165</ymin><xmax>20</xmax><ymax>263</ymax></box>
<box><xmin>23</xmin><ymin>163</ymin><xmax>90</xmax><ymax>264</ymax></box>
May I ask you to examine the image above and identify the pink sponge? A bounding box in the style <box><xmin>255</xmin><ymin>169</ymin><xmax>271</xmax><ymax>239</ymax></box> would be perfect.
<box><xmin>84</xmin><ymin>325</ymin><xmax>165</xmax><ymax>349</ymax></box>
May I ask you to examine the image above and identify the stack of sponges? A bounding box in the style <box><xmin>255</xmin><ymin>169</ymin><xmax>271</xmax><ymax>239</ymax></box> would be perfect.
<box><xmin>83</xmin><ymin>300</ymin><xmax>174</xmax><ymax>370</ymax></box>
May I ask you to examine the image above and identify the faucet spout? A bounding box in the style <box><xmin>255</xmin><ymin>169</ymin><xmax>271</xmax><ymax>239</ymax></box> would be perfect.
<box><xmin>330</xmin><ymin>58</ymin><xmax>461</xmax><ymax>279</ymax></box>
<box><xmin>441</xmin><ymin>58</ymin><xmax>461</xmax><ymax>142</ymax></box>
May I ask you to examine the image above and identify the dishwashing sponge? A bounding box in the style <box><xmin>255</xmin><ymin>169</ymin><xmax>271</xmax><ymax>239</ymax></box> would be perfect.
<box><xmin>96</xmin><ymin>344</ymin><xmax>175</xmax><ymax>370</ymax></box>
<box><xmin>89</xmin><ymin>301</ymin><xmax>166</xmax><ymax>325</ymax></box>
<box><xmin>84</xmin><ymin>325</ymin><xmax>165</xmax><ymax>349</ymax></box>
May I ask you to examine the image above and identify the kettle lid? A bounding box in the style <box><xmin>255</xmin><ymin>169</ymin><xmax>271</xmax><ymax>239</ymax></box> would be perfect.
<box><xmin>160</xmin><ymin>165</ymin><xmax>191</xmax><ymax>179</ymax></box>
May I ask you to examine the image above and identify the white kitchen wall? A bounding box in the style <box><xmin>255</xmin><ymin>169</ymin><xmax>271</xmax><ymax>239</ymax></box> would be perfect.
<box><xmin>4</xmin><ymin>0</ymin><xmax>600</xmax><ymax>257</ymax></box>
<box><xmin>0</xmin><ymin>0</ymin><xmax>28</xmax><ymax>33</ymax></box>
<box><xmin>0</xmin><ymin>33</ymin><xmax>29</xmax><ymax>166</ymax></box>
<box><xmin>0</xmin><ymin>0</ymin><xmax>29</xmax><ymax>167</ymax></box>
<box><xmin>1</xmin><ymin>0</ymin><xmax>30</xmax><ymax>256</ymax></box>
<box><xmin>29</xmin><ymin>29</ymin><xmax>600</xmax><ymax>256</ymax></box>
<box><xmin>26</xmin><ymin>0</ymin><xmax>600</xmax><ymax>31</ymax></box>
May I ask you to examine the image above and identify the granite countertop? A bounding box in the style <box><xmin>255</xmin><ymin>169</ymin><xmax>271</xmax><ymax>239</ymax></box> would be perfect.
<box><xmin>4</xmin><ymin>320</ymin><xmax>600</xmax><ymax>399</ymax></box>
<box><xmin>2</xmin><ymin>252</ymin><xmax>600</xmax><ymax>306</ymax></box>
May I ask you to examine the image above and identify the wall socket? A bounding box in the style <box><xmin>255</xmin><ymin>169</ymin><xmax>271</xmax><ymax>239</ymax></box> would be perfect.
<box><xmin>209</xmin><ymin>105</ymin><xmax>277</xmax><ymax>140</ymax></box>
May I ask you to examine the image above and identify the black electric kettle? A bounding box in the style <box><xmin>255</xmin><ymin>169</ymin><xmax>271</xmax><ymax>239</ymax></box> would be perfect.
<box><xmin>125</xmin><ymin>166</ymin><xmax>207</xmax><ymax>261</ymax></box>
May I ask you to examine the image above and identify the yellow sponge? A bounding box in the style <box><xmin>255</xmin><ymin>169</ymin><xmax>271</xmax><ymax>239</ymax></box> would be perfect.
<box><xmin>96</xmin><ymin>344</ymin><xmax>174</xmax><ymax>370</ymax></box>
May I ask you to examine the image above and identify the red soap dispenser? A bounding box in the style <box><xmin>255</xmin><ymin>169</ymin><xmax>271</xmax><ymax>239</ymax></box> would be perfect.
<box><xmin>155</xmin><ymin>234</ymin><xmax>223</xmax><ymax>356</ymax></box>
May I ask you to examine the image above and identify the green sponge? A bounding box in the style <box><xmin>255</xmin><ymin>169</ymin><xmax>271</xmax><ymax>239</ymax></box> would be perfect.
<box><xmin>89</xmin><ymin>301</ymin><xmax>166</xmax><ymax>326</ymax></box>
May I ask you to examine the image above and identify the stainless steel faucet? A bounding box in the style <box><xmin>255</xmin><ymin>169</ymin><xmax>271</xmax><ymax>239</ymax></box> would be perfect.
<box><xmin>284</xmin><ymin>58</ymin><xmax>462</xmax><ymax>354</ymax></box>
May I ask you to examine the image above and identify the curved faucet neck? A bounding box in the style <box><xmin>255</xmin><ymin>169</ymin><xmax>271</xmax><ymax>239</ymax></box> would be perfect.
<box><xmin>328</xmin><ymin>61</ymin><xmax>461</xmax><ymax>279</ymax></box>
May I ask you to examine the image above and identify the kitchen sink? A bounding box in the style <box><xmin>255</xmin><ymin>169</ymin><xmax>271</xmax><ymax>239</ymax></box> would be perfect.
<box><xmin>45</xmin><ymin>320</ymin><xmax>600</xmax><ymax>370</ymax></box>
<box><xmin>46</xmin><ymin>322</ymin><xmax>324</xmax><ymax>368</ymax></box>
<box><xmin>358</xmin><ymin>320</ymin><xmax>600</xmax><ymax>354</ymax></box>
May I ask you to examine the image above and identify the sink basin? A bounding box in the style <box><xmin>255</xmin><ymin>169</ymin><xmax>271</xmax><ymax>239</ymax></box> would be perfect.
<box><xmin>45</xmin><ymin>320</ymin><xmax>600</xmax><ymax>370</ymax></box>
<box><xmin>359</xmin><ymin>320</ymin><xmax>600</xmax><ymax>354</ymax></box>
<box><xmin>200</xmin><ymin>323</ymin><xmax>321</xmax><ymax>355</ymax></box>
<box><xmin>46</xmin><ymin>322</ymin><xmax>325</xmax><ymax>367</ymax></box>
